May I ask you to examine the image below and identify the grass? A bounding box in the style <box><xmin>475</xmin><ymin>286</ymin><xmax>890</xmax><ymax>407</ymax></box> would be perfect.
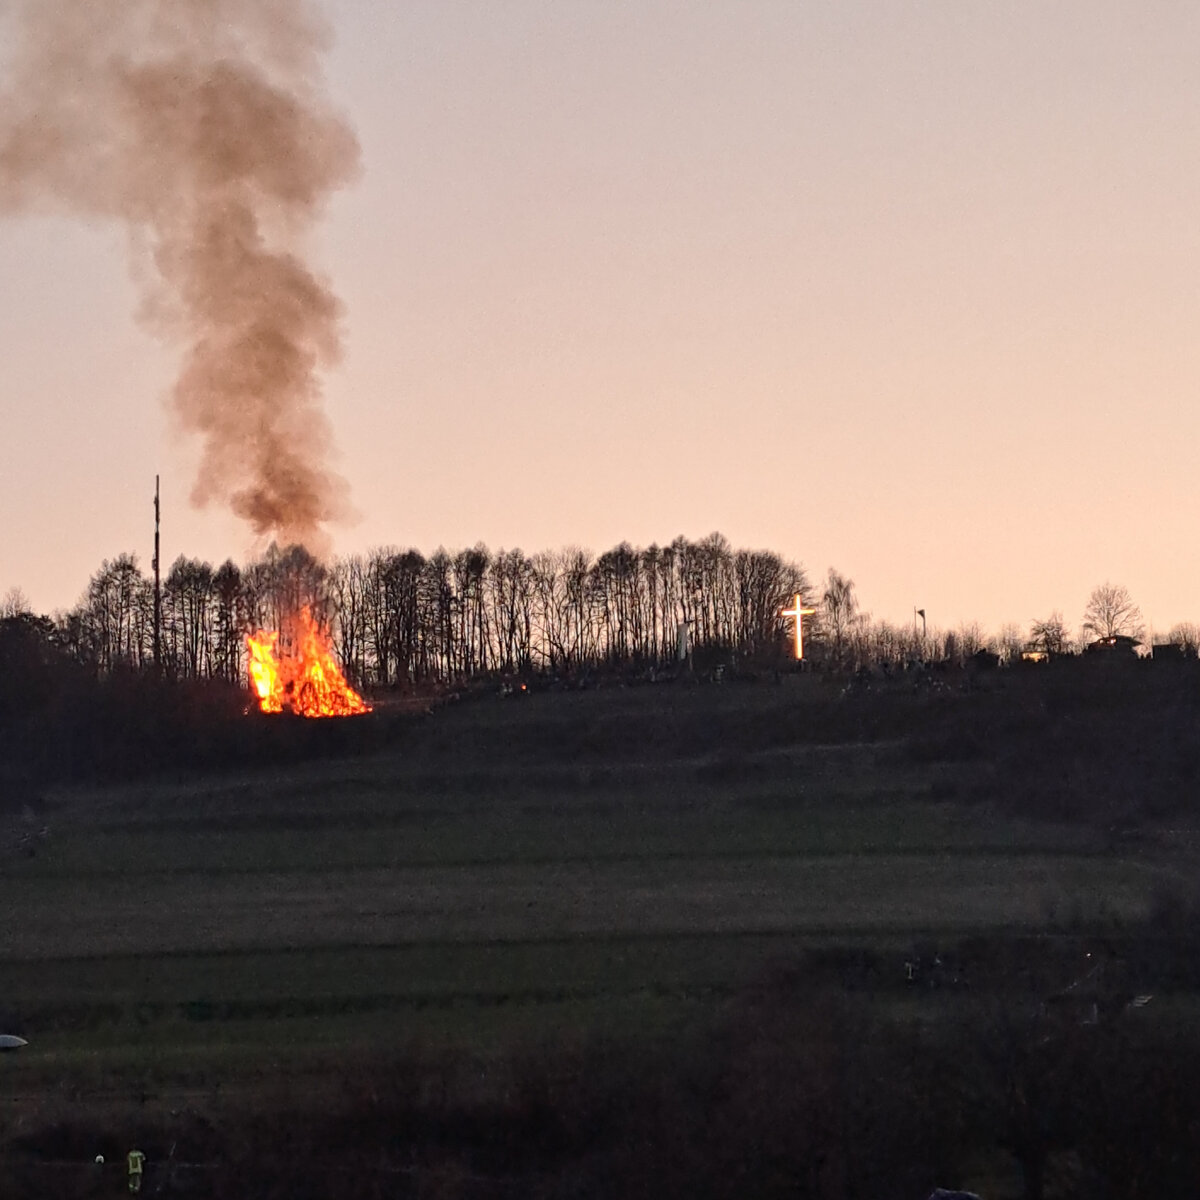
<box><xmin>2</xmin><ymin>678</ymin><xmax>1197</xmax><ymax>1102</ymax></box>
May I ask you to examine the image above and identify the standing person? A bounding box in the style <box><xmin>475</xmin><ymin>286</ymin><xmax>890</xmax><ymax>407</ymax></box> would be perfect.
<box><xmin>126</xmin><ymin>1147</ymin><xmax>145</xmax><ymax>1193</ymax></box>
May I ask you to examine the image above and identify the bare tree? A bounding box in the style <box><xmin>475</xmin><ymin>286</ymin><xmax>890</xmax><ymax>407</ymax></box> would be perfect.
<box><xmin>735</xmin><ymin>550</ymin><xmax>802</xmax><ymax>657</ymax></box>
<box><xmin>592</xmin><ymin>542</ymin><xmax>639</xmax><ymax>663</ymax></box>
<box><xmin>164</xmin><ymin>556</ymin><xmax>215</xmax><ymax>679</ymax></box>
<box><xmin>389</xmin><ymin>550</ymin><xmax>428</xmax><ymax>686</ymax></box>
<box><xmin>1168</xmin><ymin>622</ymin><xmax>1200</xmax><ymax>655</ymax></box>
<box><xmin>1</xmin><ymin>586</ymin><xmax>31</xmax><ymax>618</ymax></box>
<box><xmin>1081</xmin><ymin>583</ymin><xmax>1144</xmax><ymax>642</ymax></box>
<box><xmin>211</xmin><ymin>559</ymin><xmax>243</xmax><ymax>682</ymax></box>
<box><xmin>422</xmin><ymin>549</ymin><xmax>456</xmax><ymax>681</ymax></box>
<box><xmin>1029</xmin><ymin>612</ymin><xmax>1070</xmax><ymax>656</ymax></box>
<box><xmin>488</xmin><ymin>548</ymin><xmax>534</xmax><ymax>673</ymax></box>
<box><xmin>529</xmin><ymin>550</ymin><xmax>568</xmax><ymax>672</ymax></box>
<box><xmin>79</xmin><ymin>554</ymin><xmax>151</xmax><ymax>673</ymax></box>
<box><xmin>955</xmin><ymin>621</ymin><xmax>986</xmax><ymax>661</ymax></box>
<box><xmin>329</xmin><ymin>554</ymin><xmax>371</xmax><ymax>687</ymax></box>
<box><xmin>363</xmin><ymin>547</ymin><xmax>398</xmax><ymax>685</ymax></box>
<box><xmin>864</xmin><ymin>618</ymin><xmax>922</xmax><ymax>666</ymax></box>
<box><xmin>995</xmin><ymin>622</ymin><xmax>1024</xmax><ymax>665</ymax></box>
<box><xmin>452</xmin><ymin>545</ymin><xmax>492</xmax><ymax>676</ymax></box>
<box><xmin>821</xmin><ymin>569</ymin><xmax>859</xmax><ymax>669</ymax></box>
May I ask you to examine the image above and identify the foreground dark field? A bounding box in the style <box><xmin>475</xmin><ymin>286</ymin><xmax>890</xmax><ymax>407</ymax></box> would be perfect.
<box><xmin>3</xmin><ymin>664</ymin><xmax>1200</xmax><ymax>1197</ymax></box>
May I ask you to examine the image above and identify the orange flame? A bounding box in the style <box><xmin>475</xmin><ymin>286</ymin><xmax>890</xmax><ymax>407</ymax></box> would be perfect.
<box><xmin>246</xmin><ymin>606</ymin><xmax>371</xmax><ymax>718</ymax></box>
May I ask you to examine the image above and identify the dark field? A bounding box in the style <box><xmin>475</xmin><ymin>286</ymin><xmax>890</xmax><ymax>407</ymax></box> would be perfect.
<box><xmin>3</xmin><ymin>667</ymin><xmax>1200</xmax><ymax>1197</ymax></box>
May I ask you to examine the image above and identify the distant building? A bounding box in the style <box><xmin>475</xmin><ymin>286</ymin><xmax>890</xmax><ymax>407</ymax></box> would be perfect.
<box><xmin>1084</xmin><ymin>634</ymin><xmax>1141</xmax><ymax>657</ymax></box>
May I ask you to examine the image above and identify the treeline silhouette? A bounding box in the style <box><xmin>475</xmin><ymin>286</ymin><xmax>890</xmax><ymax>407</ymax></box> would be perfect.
<box><xmin>0</xmin><ymin>533</ymin><xmax>808</xmax><ymax>786</ymax></box>
<box><xmin>12</xmin><ymin>535</ymin><xmax>1195</xmax><ymax>696</ymax></box>
<box><xmin>7</xmin><ymin>533</ymin><xmax>1200</xmax><ymax>792</ymax></box>
<box><xmin>41</xmin><ymin>534</ymin><xmax>809</xmax><ymax>686</ymax></box>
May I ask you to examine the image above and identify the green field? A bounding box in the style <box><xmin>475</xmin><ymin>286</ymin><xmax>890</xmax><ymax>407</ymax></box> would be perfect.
<box><xmin>2</xmin><ymin>680</ymin><xmax>1190</xmax><ymax>1072</ymax></box>
<box><xmin>3</xmin><ymin>675</ymin><xmax>1199</xmax><ymax>1196</ymax></box>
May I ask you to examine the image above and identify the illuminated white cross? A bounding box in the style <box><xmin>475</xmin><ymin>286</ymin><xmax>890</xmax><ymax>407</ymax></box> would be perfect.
<box><xmin>781</xmin><ymin>592</ymin><xmax>817</xmax><ymax>660</ymax></box>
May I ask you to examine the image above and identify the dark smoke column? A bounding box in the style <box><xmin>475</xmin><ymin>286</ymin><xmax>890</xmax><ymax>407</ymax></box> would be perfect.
<box><xmin>0</xmin><ymin>0</ymin><xmax>360</xmax><ymax>552</ymax></box>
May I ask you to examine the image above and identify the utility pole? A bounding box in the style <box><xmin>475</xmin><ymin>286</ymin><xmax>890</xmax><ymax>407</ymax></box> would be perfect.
<box><xmin>153</xmin><ymin>475</ymin><xmax>161</xmax><ymax>676</ymax></box>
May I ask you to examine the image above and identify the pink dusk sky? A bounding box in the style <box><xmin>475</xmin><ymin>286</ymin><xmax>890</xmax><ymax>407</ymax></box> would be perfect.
<box><xmin>2</xmin><ymin>1</ymin><xmax>1198</xmax><ymax>639</ymax></box>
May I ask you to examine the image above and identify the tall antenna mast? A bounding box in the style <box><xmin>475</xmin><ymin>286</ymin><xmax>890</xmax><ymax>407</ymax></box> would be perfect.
<box><xmin>153</xmin><ymin>475</ymin><xmax>161</xmax><ymax>675</ymax></box>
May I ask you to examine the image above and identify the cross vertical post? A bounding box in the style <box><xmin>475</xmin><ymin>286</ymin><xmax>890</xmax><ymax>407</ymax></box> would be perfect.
<box><xmin>781</xmin><ymin>592</ymin><xmax>817</xmax><ymax>660</ymax></box>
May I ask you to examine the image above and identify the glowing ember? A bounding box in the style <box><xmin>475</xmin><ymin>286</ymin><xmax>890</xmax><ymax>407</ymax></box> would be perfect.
<box><xmin>246</xmin><ymin>606</ymin><xmax>370</xmax><ymax>718</ymax></box>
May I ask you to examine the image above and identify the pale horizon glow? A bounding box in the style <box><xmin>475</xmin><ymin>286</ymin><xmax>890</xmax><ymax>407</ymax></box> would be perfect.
<box><xmin>3</xmin><ymin>2</ymin><xmax>1199</xmax><ymax>642</ymax></box>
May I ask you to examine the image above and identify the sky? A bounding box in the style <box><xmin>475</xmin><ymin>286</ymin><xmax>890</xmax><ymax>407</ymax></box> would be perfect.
<box><xmin>2</xmin><ymin>1</ymin><xmax>1199</xmax><ymax>639</ymax></box>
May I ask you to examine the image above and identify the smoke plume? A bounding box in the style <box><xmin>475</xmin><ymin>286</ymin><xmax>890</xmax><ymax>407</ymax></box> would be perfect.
<box><xmin>0</xmin><ymin>0</ymin><xmax>360</xmax><ymax>552</ymax></box>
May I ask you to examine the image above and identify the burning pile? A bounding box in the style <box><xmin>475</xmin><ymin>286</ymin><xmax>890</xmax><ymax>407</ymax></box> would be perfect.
<box><xmin>246</xmin><ymin>607</ymin><xmax>370</xmax><ymax>718</ymax></box>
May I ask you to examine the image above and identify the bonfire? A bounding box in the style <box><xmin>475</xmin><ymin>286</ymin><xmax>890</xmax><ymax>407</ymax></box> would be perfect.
<box><xmin>246</xmin><ymin>606</ymin><xmax>370</xmax><ymax>718</ymax></box>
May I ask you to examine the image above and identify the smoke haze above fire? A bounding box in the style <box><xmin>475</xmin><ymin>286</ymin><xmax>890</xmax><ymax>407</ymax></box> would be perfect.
<box><xmin>0</xmin><ymin>0</ymin><xmax>359</xmax><ymax>553</ymax></box>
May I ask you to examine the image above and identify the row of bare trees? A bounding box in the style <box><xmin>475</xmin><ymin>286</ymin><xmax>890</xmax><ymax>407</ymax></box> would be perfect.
<box><xmin>44</xmin><ymin>535</ymin><xmax>810</xmax><ymax>687</ymax></box>
<box><xmin>50</xmin><ymin>547</ymin><xmax>328</xmax><ymax>684</ymax></box>
<box><xmin>803</xmin><ymin>577</ymin><xmax>1191</xmax><ymax>671</ymax></box>
<box><xmin>13</xmin><ymin>551</ymin><xmax>1189</xmax><ymax>691</ymax></box>
<box><xmin>331</xmin><ymin>536</ymin><xmax>810</xmax><ymax>685</ymax></box>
